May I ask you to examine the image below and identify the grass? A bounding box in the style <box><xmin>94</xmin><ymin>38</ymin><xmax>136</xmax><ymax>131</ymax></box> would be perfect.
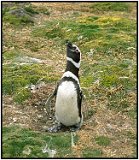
<box><xmin>24</xmin><ymin>3</ymin><xmax>50</xmax><ymax>15</ymax></box>
<box><xmin>2</xmin><ymin>126</ymin><xmax>72</xmax><ymax>158</ymax></box>
<box><xmin>90</xmin><ymin>2</ymin><xmax>132</xmax><ymax>12</ymax></box>
<box><xmin>3</xmin><ymin>12</ymin><xmax>34</xmax><ymax>26</ymax></box>
<box><xmin>3</xmin><ymin>49</ymin><xmax>59</xmax><ymax>102</ymax></box>
<box><xmin>2</xmin><ymin>2</ymin><xmax>137</xmax><ymax>158</ymax></box>
<box><xmin>95</xmin><ymin>136</ymin><xmax>111</xmax><ymax>146</ymax></box>
<box><xmin>2</xmin><ymin>3</ymin><xmax>36</xmax><ymax>26</ymax></box>
<box><xmin>13</xmin><ymin>88</ymin><xmax>32</xmax><ymax>104</ymax></box>
<box><xmin>3</xmin><ymin>62</ymin><xmax>58</xmax><ymax>102</ymax></box>
<box><xmin>24</xmin><ymin>5</ymin><xmax>39</xmax><ymax>15</ymax></box>
<box><xmin>82</xmin><ymin>148</ymin><xmax>103</xmax><ymax>158</ymax></box>
<box><xmin>32</xmin><ymin>14</ymin><xmax>136</xmax><ymax>54</ymax></box>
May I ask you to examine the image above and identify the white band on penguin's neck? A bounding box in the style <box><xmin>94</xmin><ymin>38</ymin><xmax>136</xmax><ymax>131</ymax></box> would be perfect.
<box><xmin>67</xmin><ymin>57</ymin><xmax>80</xmax><ymax>68</ymax></box>
<box><xmin>62</xmin><ymin>71</ymin><xmax>79</xmax><ymax>84</ymax></box>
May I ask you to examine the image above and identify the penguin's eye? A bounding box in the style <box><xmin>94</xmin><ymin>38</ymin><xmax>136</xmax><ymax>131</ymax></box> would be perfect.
<box><xmin>73</xmin><ymin>47</ymin><xmax>79</xmax><ymax>53</ymax></box>
<box><xmin>75</xmin><ymin>49</ymin><xmax>80</xmax><ymax>54</ymax></box>
<box><xmin>70</xmin><ymin>47</ymin><xmax>77</xmax><ymax>52</ymax></box>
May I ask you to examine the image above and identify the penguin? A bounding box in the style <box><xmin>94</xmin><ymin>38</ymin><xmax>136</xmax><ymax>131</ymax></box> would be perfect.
<box><xmin>46</xmin><ymin>41</ymin><xmax>83</xmax><ymax>132</ymax></box>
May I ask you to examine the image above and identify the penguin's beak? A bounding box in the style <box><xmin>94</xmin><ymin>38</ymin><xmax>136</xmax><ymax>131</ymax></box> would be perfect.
<box><xmin>67</xmin><ymin>42</ymin><xmax>72</xmax><ymax>48</ymax></box>
<box><xmin>66</xmin><ymin>40</ymin><xmax>72</xmax><ymax>48</ymax></box>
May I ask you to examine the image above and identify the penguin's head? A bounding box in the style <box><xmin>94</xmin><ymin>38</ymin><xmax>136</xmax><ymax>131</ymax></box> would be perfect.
<box><xmin>66</xmin><ymin>41</ymin><xmax>81</xmax><ymax>63</ymax></box>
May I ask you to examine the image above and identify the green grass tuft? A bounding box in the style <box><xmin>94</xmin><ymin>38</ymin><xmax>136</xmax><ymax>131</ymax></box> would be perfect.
<box><xmin>82</xmin><ymin>148</ymin><xmax>103</xmax><ymax>157</ymax></box>
<box><xmin>95</xmin><ymin>136</ymin><xmax>111</xmax><ymax>146</ymax></box>
<box><xmin>13</xmin><ymin>88</ymin><xmax>31</xmax><ymax>104</ymax></box>
<box><xmin>90</xmin><ymin>2</ymin><xmax>131</xmax><ymax>12</ymax></box>
<box><xmin>24</xmin><ymin>5</ymin><xmax>39</xmax><ymax>15</ymax></box>
<box><xmin>3</xmin><ymin>13</ymin><xmax>34</xmax><ymax>26</ymax></box>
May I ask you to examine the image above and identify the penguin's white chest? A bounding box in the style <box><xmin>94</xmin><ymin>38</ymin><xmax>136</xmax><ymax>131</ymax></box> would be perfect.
<box><xmin>55</xmin><ymin>81</ymin><xmax>80</xmax><ymax>126</ymax></box>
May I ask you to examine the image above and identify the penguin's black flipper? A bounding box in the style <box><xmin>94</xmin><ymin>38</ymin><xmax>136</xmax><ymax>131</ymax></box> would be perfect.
<box><xmin>80</xmin><ymin>90</ymin><xmax>83</xmax><ymax>101</ymax></box>
<box><xmin>77</xmin><ymin>89</ymin><xmax>83</xmax><ymax>118</ymax></box>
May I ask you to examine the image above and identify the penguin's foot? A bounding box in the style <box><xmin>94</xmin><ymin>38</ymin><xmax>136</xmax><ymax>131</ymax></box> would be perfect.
<box><xmin>70</xmin><ymin>124</ymin><xmax>81</xmax><ymax>132</ymax></box>
<box><xmin>47</xmin><ymin>122</ymin><xmax>82</xmax><ymax>132</ymax></box>
<box><xmin>47</xmin><ymin>124</ymin><xmax>62</xmax><ymax>133</ymax></box>
<box><xmin>47</xmin><ymin>122</ymin><xmax>67</xmax><ymax>132</ymax></box>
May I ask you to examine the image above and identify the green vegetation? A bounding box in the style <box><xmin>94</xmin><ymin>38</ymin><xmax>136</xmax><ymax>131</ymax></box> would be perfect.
<box><xmin>3</xmin><ymin>11</ymin><xmax>34</xmax><ymax>26</ymax></box>
<box><xmin>3</xmin><ymin>49</ymin><xmax>59</xmax><ymax>102</ymax></box>
<box><xmin>24</xmin><ymin>4</ymin><xmax>50</xmax><ymax>15</ymax></box>
<box><xmin>2</xmin><ymin>126</ymin><xmax>71</xmax><ymax>158</ymax></box>
<box><xmin>32</xmin><ymin>14</ymin><xmax>136</xmax><ymax>54</ymax></box>
<box><xmin>90</xmin><ymin>2</ymin><xmax>131</xmax><ymax>12</ymax></box>
<box><xmin>24</xmin><ymin>5</ymin><xmax>39</xmax><ymax>15</ymax></box>
<box><xmin>82</xmin><ymin>148</ymin><xmax>102</xmax><ymax>157</ymax></box>
<box><xmin>95</xmin><ymin>136</ymin><xmax>111</xmax><ymax>146</ymax></box>
<box><xmin>13</xmin><ymin>88</ymin><xmax>31</xmax><ymax>104</ymax></box>
<box><xmin>2</xmin><ymin>3</ymin><xmax>34</xmax><ymax>26</ymax></box>
<box><xmin>3</xmin><ymin>61</ymin><xmax>58</xmax><ymax>102</ymax></box>
<box><xmin>2</xmin><ymin>3</ymin><xmax>50</xmax><ymax>26</ymax></box>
